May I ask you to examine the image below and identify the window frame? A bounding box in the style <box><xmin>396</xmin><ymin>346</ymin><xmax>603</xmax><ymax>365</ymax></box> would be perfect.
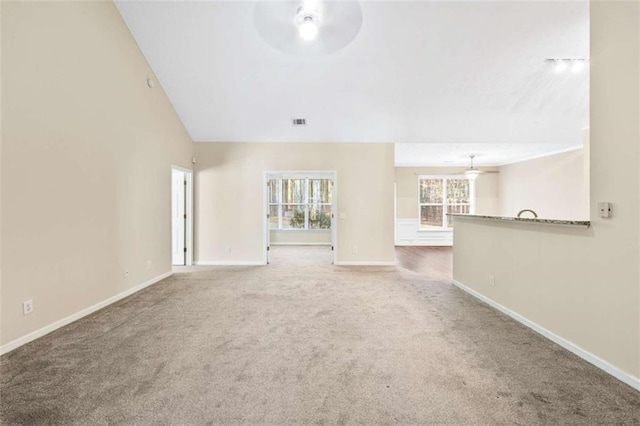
<box><xmin>268</xmin><ymin>177</ymin><xmax>332</xmax><ymax>231</ymax></box>
<box><xmin>417</xmin><ymin>175</ymin><xmax>476</xmax><ymax>230</ymax></box>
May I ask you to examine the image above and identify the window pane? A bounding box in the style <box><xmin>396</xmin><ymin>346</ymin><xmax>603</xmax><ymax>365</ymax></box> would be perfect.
<box><xmin>268</xmin><ymin>179</ymin><xmax>279</xmax><ymax>204</ymax></box>
<box><xmin>282</xmin><ymin>205</ymin><xmax>306</xmax><ymax>229</ymax></box>
<box><xmin>420</xmin><ymin>179</ymin><xmax>443</xmax><ymax>203</ymax></box>
<box><xmin>447</xmin><ymin>179</ymin><xmax>470</xmax><ymax>204</ymax></box>
<box><xmin>309</xmin><ymin>179</ymin><xmax>332</xmax><ymax>204</ymax></box>
<box><xmin>420</xmin><ymin>205</ymin><xmax>443</xmax><ymax>227</ymax></box>
<box><xmin>446</xmin><ymin>204</ymin><xmax>470</xmax><ymax>228</ymax></box>
<box><xmin>282</xmin><ymin>179</ymin><xmax>305</xmax><ymax>204</ymax></box>
<box><xmin>309</xmin><ymin>205</ymin><xmax>331</xmax><ymax>229</ymax></box>
<box><xmin>269</xmin><ymin>204</ymin><xmax>279</xmax><ymax>229</ymax></box>
<box><xmin>447</xmin><ymin>204</ymin><xmax>470</xmax><ymax>215</ymax></box>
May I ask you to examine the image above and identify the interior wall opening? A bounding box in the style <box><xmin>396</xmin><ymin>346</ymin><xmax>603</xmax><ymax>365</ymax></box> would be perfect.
<box><xmin>265</xmin><ymin>172</ymin><xmax>336</xmax><ymax>265</ymax></box>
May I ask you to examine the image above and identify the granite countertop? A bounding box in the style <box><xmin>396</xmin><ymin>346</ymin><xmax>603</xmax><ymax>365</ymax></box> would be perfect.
<box><xmin>448</xmin><ymin>214</ymin><xmax>591</xmax><ymax>228</ymax></box>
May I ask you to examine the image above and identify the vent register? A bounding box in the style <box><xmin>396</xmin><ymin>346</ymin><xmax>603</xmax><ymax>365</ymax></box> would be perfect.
<box><xmin>292</xmin><ymin>118</ymin><xmax>306</xmax><ymax>126</ymax></box>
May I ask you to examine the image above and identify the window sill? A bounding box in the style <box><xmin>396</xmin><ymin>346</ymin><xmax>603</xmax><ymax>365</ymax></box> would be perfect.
<box><xmin>417</xmin><ymin>227</ymin><xmax>453</xmax><ymax>232</ymax></box>
<box><xmin>270</xmin><ymin>229</ymin><xmax>332</xmax><ymax>233</ymax></box>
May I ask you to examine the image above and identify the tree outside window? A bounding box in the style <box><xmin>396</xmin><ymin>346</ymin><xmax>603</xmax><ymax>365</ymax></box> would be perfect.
<box><xmin>419</xmin><ymin>176</ymin><xmax>473</xmax><ymax>228</ymax></box>
<box><xmin>269</xmin><ymin>178</ymin><xmax>332</xmax><ymax>230</ymax></box>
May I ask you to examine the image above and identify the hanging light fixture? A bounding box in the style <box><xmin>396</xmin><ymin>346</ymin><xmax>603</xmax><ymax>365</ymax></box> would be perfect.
<box><xmin>464</xmin><ymin>155</ymin><xmax>482</xmax><ymax>180</ymax></box>
<box><xmin>295</xmin><ymin>7</ymin><xmax>321</xmax><ymax>41</ymax></box>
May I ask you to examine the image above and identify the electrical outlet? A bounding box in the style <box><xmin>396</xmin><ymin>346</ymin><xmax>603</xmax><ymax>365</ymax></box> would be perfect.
<box><xmin>146</xmin><ymin>261</ymin><xmax>152</xmax><ymax>270</ymax></box>
<box><xmin>352</xmin><ymin>245</ymin><xmax>358</xmax><ymax>254</ymax></box>
<box><xmin>226</xmin><ymin>246</ymin><xmax>232</xmax><ymax>254</ymax></box>
<box><xmin>124</xmin><ymin>270</ymin><xmax>130</xmax><ymax>279</ymax></box>
<box><xmin>489</xmin><ymin>276</ymin><xmax>495</xmax><ymax>287</ymax></box>
<box><xmin>23</xmin><ymin>300</ymin><xmax>34</xmax><ymax>316</ymax></box>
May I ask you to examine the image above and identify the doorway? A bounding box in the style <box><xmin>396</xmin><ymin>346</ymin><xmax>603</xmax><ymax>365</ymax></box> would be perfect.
<box><xmin>264</xmin><ymin>172</ymin><xmax>337</xmax><ymax>265</ymax></box>
<box><xmin>172</xmin><ymin>166</ymin><xmax>193</xmax><ymax>266</ymax></box>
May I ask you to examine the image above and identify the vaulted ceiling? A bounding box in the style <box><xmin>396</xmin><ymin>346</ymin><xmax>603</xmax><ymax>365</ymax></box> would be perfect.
<box><xmin>115</xmin><ymin>0</ymin><xmax>589</xmax><ymax>164</ymax></box>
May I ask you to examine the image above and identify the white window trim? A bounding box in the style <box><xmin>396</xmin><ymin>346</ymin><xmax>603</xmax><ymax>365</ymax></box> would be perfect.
<box><xmin>417</xmin><ymin>174</ymin><xmax>476</xmax><ymax>230</ymax></box>
<box><xmin>268</xmin><ymin>177</ymin><xmax>332</xmax><ymax>231</ymax></box>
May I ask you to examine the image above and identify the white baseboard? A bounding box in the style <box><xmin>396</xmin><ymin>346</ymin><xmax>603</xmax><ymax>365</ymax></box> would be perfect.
<box><xmin>334</xmin><ymin>261</ymin><xmax>396</xmax><ymax>266</ymax></box>
<box><xmin>452</xmin><ymin>279</ymin><xmax>640</xmax><ymax>391</ymax></box>
<box><xmin>269</xmin><ymin>243</ymin><xmax>332</xmax><ymax>246</ymax></box>
<box><xmin>194</xmin><ymin>260</ymin><xmax>266</xmax><ymax>266</ymax></box>
<box><xmin>0</xmin><ymin>271</ymin><xmax>173</xmax><ymax>356</ymax></box>
<box><xmin>394</xmin><ymin>242</ymin><xmax>453</xmax><ymax>247</ymax></box>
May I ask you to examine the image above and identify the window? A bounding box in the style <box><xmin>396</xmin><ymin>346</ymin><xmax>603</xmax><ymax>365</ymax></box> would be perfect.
<box><xmin>418</xmin><ymin>176</ymin><xmax>473</xmax><ymax>229</ymax></box>
<box><xmin>268</xmin><ymin>178</ymin><xmax>332</xmax><ymax>230</ymax></box>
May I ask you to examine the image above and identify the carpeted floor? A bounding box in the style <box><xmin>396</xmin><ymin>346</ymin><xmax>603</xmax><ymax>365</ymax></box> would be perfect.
<box><xmin>1</xmin><ymin>246</ymin><xmax>639</xmax><ymax>424</ymax></box>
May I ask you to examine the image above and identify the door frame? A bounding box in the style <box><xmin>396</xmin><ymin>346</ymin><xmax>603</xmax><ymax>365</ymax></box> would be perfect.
<box><xmin>263</xmin><ymin>171</ymin><xmax>338</xmax><ymax>265</ymax></box>
<box><xmin>171</xmin><ymin>165</ymin><xmax>193</xmax><ymax>266</ymax></box>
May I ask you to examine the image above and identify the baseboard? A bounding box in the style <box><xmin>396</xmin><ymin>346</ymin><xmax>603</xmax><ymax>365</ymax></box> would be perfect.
<box><xmin>193</xmin><ymin>260</ymin><xmax>266</xmax><ymax>266</ymax></box>
<box><xmin>269</xmin><ymin>243</ymin><xmax>331</xmax><ymax>246</ymax></box>
<box><xmin>394</xmin><ymin>242</ymin><xmax>453</xmax><ymax>247</ymax></box>
<box><xmin>452</xmin><ymin>279</ymin><xmax>640</xmax><ymax>391</ymax></box>
<box><xmin>0</xmin><ymin>271</ymin><xmax>173</xmax><ymax>356</ymax></box>
<box><xmin>334</xmin><ymin>261</ymin><xmax>396</xmax><ymax>266</ymax></box>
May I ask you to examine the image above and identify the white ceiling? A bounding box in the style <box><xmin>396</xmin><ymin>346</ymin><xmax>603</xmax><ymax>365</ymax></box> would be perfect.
<box><xmin>115</xmin><ymin>0</ymin><xmax>589</xmax><ymax>164</ymax></box>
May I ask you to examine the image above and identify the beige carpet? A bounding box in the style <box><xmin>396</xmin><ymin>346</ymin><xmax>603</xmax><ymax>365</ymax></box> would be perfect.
<box><xmin>1</xmin><ymin>246</ymin><xmax>639</xmax><ymax>424</ymax></box>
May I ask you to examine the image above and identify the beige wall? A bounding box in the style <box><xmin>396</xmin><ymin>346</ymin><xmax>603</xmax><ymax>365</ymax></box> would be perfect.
<box><xmin>454</xmin><ymin>1</ymin><xmax>639</xmax><ymax>380</ymax></box>
<box><xmin>498</xmin><ymin>149</ymin><xmax>587</xmax><ymax>220</ymax></box>
<box><xmin>194</xmin><ymin>143</ymin><xmax>395</xmax><ymax>264</ymax></box>
<box><xmin>1</xmin><ymin>1</ymin><xmax>193</xmax><ymax>346</ymax></box>
<box><xmin>395</xmin><ymin>167</ymin><xmax>499</xmax><ymax>219</ymax></box>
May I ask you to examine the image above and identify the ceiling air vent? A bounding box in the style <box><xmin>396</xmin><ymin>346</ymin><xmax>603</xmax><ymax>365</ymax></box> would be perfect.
<box><xmin>292</xmin><ymin>118</ymin><xmax>307</xmax><ymax>126</ymax></box>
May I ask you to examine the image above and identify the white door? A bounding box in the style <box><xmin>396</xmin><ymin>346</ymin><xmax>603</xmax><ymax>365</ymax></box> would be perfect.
<box><xmin>172</xmin><ymin>170</ymin><xmax>186</xmax><ymax>265</ymax></box>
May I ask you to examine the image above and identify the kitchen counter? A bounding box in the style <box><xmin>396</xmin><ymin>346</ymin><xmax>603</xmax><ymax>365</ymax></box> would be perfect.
<box><xmin>448</xmin><ymin>214</ymin><xmax>590</xmax><ymax>228</ymax></box>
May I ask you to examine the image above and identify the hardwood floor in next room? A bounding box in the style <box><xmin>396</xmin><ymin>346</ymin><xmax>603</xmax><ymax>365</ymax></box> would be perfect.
<box><xmin>395</xmin><ymin>246</ymin><xmax>452</xmax><ymax>280</ymax></box>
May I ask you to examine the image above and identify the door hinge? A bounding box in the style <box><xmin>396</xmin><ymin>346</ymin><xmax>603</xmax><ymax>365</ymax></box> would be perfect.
<box><xmin>267</xmin><ymin>246</ymin><xmax>270</xmax><ymax>251</ymax></box>
<box><xmin>184</xmin><ymin>180</ymin><xmax>187</xmax><ymax>186</ymax></box>
<box><xmin>183</xmin><ymin>247</ymin><xmax>187</xmax><ymax>253</ymax></box>
<box><xmin>183</xmin><ymin>214</ymin><xmax>187</xmax><ymax>219</ymax></box>
<box><xmin>331</xmin><ymin>246</ymin><xmax>334</xmax><ymax>251</ymax></box>
<box><xmin>267</xmin><ymin>214</ymin><xmax>270</xmax><ymax>218</ymax></box>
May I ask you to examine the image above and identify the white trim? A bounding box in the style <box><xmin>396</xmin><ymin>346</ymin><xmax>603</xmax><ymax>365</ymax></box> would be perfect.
<box><xmin>495</xmin><ymin>145</ymin><xmax>583</xmax><ymax>166</ymax></box>
<box><xmin>269</xmin><ymin>242</ymin><xmax>332</xmax><ymax>246</ymax></box>
<box><xmin>395</xmin><ymin>218</ymin><xmax>453</xmax><ymax>246</ymax></box>
<box><xmin>263</xmin><ymin>172</ymin><xmax>269</xmax><ymax>265</ymax></box>
<box><xmin>452</xmin><ymin>279</ymin><xmax>640</xmax><ymax>391</ymax></box>
<box><xmin>0</xmin><ymin>271</ymin><xmax>173</xmax><ymax>356</ymax></box>
<box><xmin>270</xmin><ymin>229</ymin><xmax>331</xmax><ymax>233</ymax></box>
<box><xmin>194</xmin><ymin>260</ymin><xmax>266</xmax><ymax>266</ymax></box>
<box><xmin>334</xmin><ymin>261</ymin><xmax>396</xmax><ymax>266</ymax></box>
<box><xmin>171</xmin><ymin>165</ymin><xmax>192</xmax><ymax>174</ymax></box>
<box><xmin>171</xmin><ymin>166</ymin><xmax>193</xmax><ymax>266</ymax></box>
<box><xmin>395</xmin><ymin>145</ymin><xmax>583</xmax><ymax>168</ymax></box>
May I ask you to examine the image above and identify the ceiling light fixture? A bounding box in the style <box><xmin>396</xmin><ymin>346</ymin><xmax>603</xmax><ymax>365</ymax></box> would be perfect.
<box><xmin>295</xmin><ymin>7</ymin><xmax>320</xmax><ymax>41</ymax></box>
<box><xmin>554</xmin><ymin>59</ymin><xmax>568</xmax><ymax>73</ymax></box>
<box><xmin>464</xmin><ymin>155</ymin><xmax>482</xmax><ymax>180</ymax></box>
<box><xmin>571</xmin><ymin>60</ymin><xmax>586</xmax><ymax>73</ymax></box>
<box><xmin>546</xmin><ymin>58</ymin><xmax>589</xmax><ymax>74</ymax></box>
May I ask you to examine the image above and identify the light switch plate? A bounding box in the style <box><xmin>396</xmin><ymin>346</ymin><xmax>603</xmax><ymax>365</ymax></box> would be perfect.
<box><xmin>598</xmin><ymin>202</ymin><xmax>612</xmax><ymax>218</ymax></box>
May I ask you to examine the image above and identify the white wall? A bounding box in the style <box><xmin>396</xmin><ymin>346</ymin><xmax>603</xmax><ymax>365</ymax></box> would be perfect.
<box><xmin>1</xmin><ymin>1</ymin><xmax>193</xmax><ymax>347</ymax></box>
<box><xmin>498</xmin><ymin>149</ymin><xmax>587</xmax><ymax>220</ymax></box>
<box><xmin>193</xmin><ymin>143</ymin><xmax>395</xmax><ymax>265</ymax></box>
<box><xmin>453</xmin><ymin>1</ymin><xmax>639</xmax><ymax>384</ymax></box>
